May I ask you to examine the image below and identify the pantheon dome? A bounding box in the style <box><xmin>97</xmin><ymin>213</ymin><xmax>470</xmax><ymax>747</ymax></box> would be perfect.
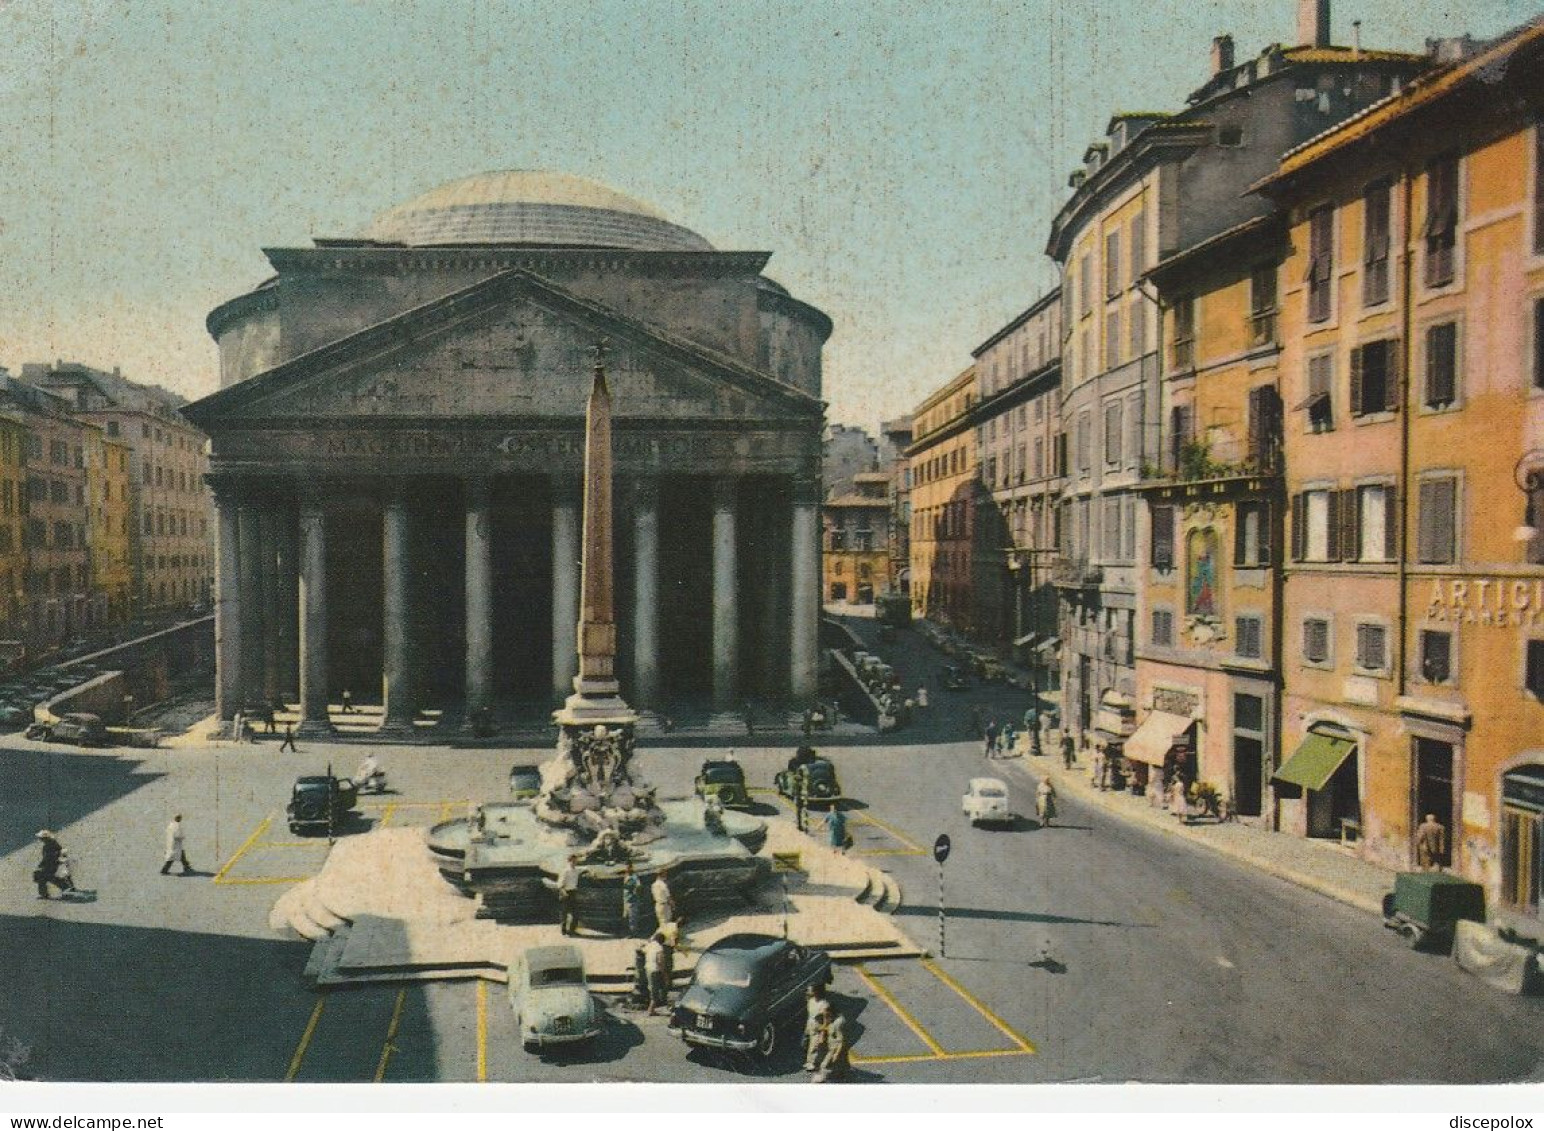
<box><xmin>360</xmin><ymin>170</ymin><xmax>716</xmax><ymax>252</ymax></box>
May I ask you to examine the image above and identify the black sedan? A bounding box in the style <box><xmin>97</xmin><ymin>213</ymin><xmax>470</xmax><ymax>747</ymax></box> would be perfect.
<box><xmin>668</xmin><ymin>934</ymin><xmax>832</xmax><ymax>1059</ymax></box>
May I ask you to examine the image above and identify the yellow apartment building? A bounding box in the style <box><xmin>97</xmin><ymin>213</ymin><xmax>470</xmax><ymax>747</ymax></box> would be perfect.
<box><xmin>907</xmin><ymin>366</ymin><xmax>979</xmax><ymax>634</ymax></box>
<box><xmin>0</xmin><ymin>416</ymin><xmax>27</xmax><ymax>638</ymax></box>
<box><xmin>1261</xmin><ymin>20</ymin><xmax>1544</xmax><ymax>900</ymax></box>
<box><xmin>1138</xmin><ymin>216</ymin><xmax>1286</xmax><ymax>820</ymax></box>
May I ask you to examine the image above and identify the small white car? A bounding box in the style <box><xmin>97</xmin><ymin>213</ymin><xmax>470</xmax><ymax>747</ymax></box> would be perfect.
<box><xmin>508</xmin><ymin>944</ymin><xmax>602</xmax><ymax>1053</ymax></box>
<box><xmin>962</xmin><ymin>777</ymin><xmax>1013</xmax><ymax>827</ymax></box>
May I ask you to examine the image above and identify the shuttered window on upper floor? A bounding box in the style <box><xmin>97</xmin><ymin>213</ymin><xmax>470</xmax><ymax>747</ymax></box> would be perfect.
<box><xmin>1363</xmin><ymin>178</ymin><xmax>1392</xmax><ymax>307</ymax></box>
<box><xmin>1307</xmin><ymin>205</ymin><xmax>1335</xmax><ymax>323</ymax></box>
<box><xmin>1425</xmin><ymin>154</ymin><xmax>1459</xmax><ymax>288</ymax></box>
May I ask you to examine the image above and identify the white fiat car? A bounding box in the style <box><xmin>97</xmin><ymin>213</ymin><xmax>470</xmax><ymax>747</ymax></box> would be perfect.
<box><xmin>962</xmin><ymin>777</ymin><xmax>1013</xmax><ymax>827</ymax></box>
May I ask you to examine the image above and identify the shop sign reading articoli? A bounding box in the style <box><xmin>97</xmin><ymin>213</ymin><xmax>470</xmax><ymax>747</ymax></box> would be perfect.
<box><xmin>1425</xmin><ymin>577</ymin><xmax>1544</xmax><ymax>627</ymax></box>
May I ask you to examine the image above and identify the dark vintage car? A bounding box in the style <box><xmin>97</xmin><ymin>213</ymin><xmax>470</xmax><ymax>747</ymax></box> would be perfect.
<box><xmin>774</xmin><ymin>758</ymin><xmax>842</xmax><ymax>806</ymax></box>
<box><xmin>668</xmin><ymin>934</ymin><xmax>832</xmax><ymax>1059</ymax></box>
<box><xmin>509</xmin><ymin>764</ymin><xmax>543</xmax><ymax>802</ymax></box>
<box><xmin>286</xmin><ymin>774</ymin><xmax>360</xmax><ymax>835</ymax></box>
<box><xmin>694</xmin><ymin>759</ymin><xmax>752</xmax><ymax>810</ymax></box>
<box><xmin>28</xmin><ymin>712</ymin><xmax>109</xmax><ymax>746</ymax></box>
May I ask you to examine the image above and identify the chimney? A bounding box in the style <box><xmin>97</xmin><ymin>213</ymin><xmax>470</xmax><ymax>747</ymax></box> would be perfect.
<box><xmin>1211</xmin><ymin>34</ymin><xmax>1235</xmax><ymax>75</ymax></box>
<box><xmin>1298</xmin><ymin>0</ymin><xmax>1331</xmax><ymax>47</ymax></box>
<box><xmin>1351</xmin><ymin>19</ymin><xmax>1362</xmax><ymax>56</ymax></box>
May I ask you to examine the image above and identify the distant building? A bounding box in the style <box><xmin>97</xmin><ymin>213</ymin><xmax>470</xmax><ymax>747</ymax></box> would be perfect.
<box><xmin>907</xmin><ymin>367</ymin><xmax>979</xmax><ymax>635</ymax></box>
<box><xmin>823</xmin><ymin>423</ymin><xmax>881</xmax><ymax>499</ymax></box>
<box><xmin>21</xmin><ymin>361</ymin><xmax>213</xmax><ymax>620</ymax></box>
<box><xmin>881</xmin><ymin>416</ymin><xmax>913</xmax><ymax>596</ymax></box>
<box><xmin>822</xmin><ymin>472</ymin><xmax>891</xmax><ymax>605</ymax></box>
<box><xmin>0</xmin><ymin>409</ymin><xmax>26</xmax><ymax>641</ymax></box>
<box><xmin>972</xmin><ymin>290</ymin><xmax>1063</xmax><ymax>671</ymax></box>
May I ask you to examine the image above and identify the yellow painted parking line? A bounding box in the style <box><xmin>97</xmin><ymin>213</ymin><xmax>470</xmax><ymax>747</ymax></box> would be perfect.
<box><xmin>378</xmin><ymin>802</ymin><xmax>399</xmax><ymax>828</ymax></box>
<box><xmin>476</xmin><ymin>981</ymin><xmax>488</xmax><ymax>1082</ymax></box>
<box><xmin>922</xmin><ymin>959</ymin><xmax>1037</xmax><ymax>1054</ymax></box>
<box><xmin>854</xmin><ymin>847</ymin><xmax>928</xmax><ymax>857</ymax></box>
<box><xmin>213</xmin><ymin>815</ymin><xmax>273</xmax><ymax>885</ymax></box>
<box><xmin>853</xmin><ymin>1047</ymin><xmax>1034</xmax><ymax>1066</ymax></box>
<box><xmin>849</xmin><ymin>811</ymin><xmax>925</xmax><ymax>853</ymax></box>
<box><xmin>374</xmin><ymin>988</ymin><xmax>407</xmax><ymax>1082</ymax></box>
<box><xmin>215</xmin><ymin>875</ymin><xmax>314</xmax><ymax>886</ymax></box>
<box><xmin>286</xmin><ymin>997</ymin><xmax>326</xmax><ymax>1082</ymax></box>
<box><xmin>852</xmin><ymin>963</ymin><xmax>945</xmax><ymax>1057</ymax></box>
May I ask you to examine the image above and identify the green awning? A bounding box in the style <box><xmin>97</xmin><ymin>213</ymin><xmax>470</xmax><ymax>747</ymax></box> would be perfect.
<box><xmin>1273</xmin><ymin>730</ymin><xmax>1356</xmax><ymax>791</ymax></box>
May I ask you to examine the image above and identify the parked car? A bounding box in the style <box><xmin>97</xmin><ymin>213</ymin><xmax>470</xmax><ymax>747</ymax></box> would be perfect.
<box><xmin>508</xmin><ymin>944</ymin><xmax>602</xmax><ymax>1053</ymax></box>
<box><xmin>774</xmin><ymin>758</ymin><xmax>842</xmax><ymax>806</ymax></box>
<box><xmin>34</xmin><ymin>712</ymin><xmax>108</xmax><ymax>746</ymax></box>
<box><xmin>286</xmin><ymin>774</ymin><xmax>359</xmax><ymax>835</ymax></box>
<box><xmin>668</xmin><ymin>934</ymin><xmax>832</xmax><ymax>1059</ymax></box>
<box><xmin>509</xmin><ymin>764</ymin><xmax>543</xmax><ymax>802</ymax></box>
<box><xmin>695</xmin><ymin>758</ymin><xmax>752</xmax><ymax>810</ymax></box>
<box><xmin>962</xmin><ymin>777</ymin><xmax>1013</xmax><ymax>827</ymax></box>
<box><xmin>1382</xmin><ymin>871</ymin><xmax>1486</xmax><ymax>951</ymax></box>
<box><xmin>941</xmin><ymin>664</ymin><xmax>970</xmax><ymax>691</ymax></box>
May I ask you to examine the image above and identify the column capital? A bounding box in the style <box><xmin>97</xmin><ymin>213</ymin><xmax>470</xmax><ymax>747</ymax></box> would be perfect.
<box><xmin>631</xmin><ymin>476</ymin><xmax>660</xmax><ymax>509</ymax></box>
<box><xmin>712</xmin><ymin>477</ymin><xmax>739</xmax><ymax>510</ymax></box>
<box><xmin>791</xmin><ymin>474</ymin><xmax>822</xmax><ymax>507</ymax></box>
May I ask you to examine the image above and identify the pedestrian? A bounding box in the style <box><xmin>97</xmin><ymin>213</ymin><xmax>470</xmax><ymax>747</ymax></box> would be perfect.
<box><xmin>651</xmin><ymin>870</ymin><xmax>675</xmax><ymax>932</ymax></box>
<box><xmin>231</xmin><ymin>709</ymin><xmax>244</xmax><ymax>743</ymax></box>
<box><xmin>161</xmin><ymin>813</ymin><xmax>193</xmax><ymax>875</ymax></box>
<box><xmin>1170</xmin><ymin>775</ymin><xmax>1189</xmax><ymax>820</ymax></box>
<box><xmin>33</xmin><ymin>830</ymin><xmax>75</xmax><ymax>900</ymax></box>
<box><xmin>1001</xmin><ymin>722</ymin><xmax>1016</xmax><ymax>758</ymax></box>
<box><xmin>802</xmin><ymin>984</ymin><xmax>832</xmax><ymax>1070</ymax></box>
<box><xmin>795</xmin><ymin>779</ymin><xmax>808</xmax><ymax>833</ymax></box>
<box><xmin>279</xmin><ymin>723</ymin><xmax>297</xmax><ymax>753</ymax></box>
<box><xmin>263</xmin><ymin>703</ymin><xmax>277</xmax><ymax>734</ymax></box>
<box><xmin>916</xmin><ymin>686</ymin><xmax>928</xmax><ymax>709</ymax></box>
<box><xmin>1023</xmin><ymin>708</ymin><xmax>1036</xmax><ymax>733</ymax></box>
<box><xmin>1036</xmin><ymin>779</ymin><xmax>1057</xmax><ymax>827</ymax></box>
<box><xmin>801</xmin><ymin>707</ymin><xmax>815</xmax><ymax>737</ymax></box>
<box><xmin>984</xmin><ymin>719</ymin><xmax>999</xmax><ymax>759</ymax></box>
<box><xmin>550</xmin><ymin>855</ymin><xmax>581</xmax><ymax>936</ymax></box>
<box><xmin>341</xmin><ymin>689</ymin><xmax>354</xmax><ymax>714</ymax></box>
<box><xmin>1092</xmin><ymin>746</ymin><xmax>1106</xmax><ymax>791</ymax></box>
<box><xmin>826</xmin><ymin>806</ymin><xmax>848</xmax><ymax>853</ymax></box>
<box><xmin>643</xmin><ymin>932</ymin><xmax>669</xmax><ymax>1014</ymax></box>
<box><xmin>621</xmin><ymin>863</ymin><xmax>645</xmax><ymax>937</ymax></box>
<box><xmin>1060</xmin><ymin>731</ymin><xmax>1076</xmax><ymax>769</ymax></box>
<box><xmin>630</xmin><ymin>943</ymin><xmax>650</xmax><ymax>1010</ymax></box>
<box><xmin>812</xmin><ymin>1010</ymin><xmax>851</xmax><ymax>1082</ymax></box>
<box><xmin>1416</xmin><ymin>813</ymin><xmax>1447</xmax><ymax>870</ymax></box>
<box><xmin>744</xmin><ymin>701</ymin><xmax>755</xmax><ymax>737</ymax></box>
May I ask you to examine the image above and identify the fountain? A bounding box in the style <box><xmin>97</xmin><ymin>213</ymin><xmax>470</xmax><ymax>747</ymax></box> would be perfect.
<box><xmin>427</xmin><ymin>343</ymin><xmax>768</xmax><ymax>930</ymax></box>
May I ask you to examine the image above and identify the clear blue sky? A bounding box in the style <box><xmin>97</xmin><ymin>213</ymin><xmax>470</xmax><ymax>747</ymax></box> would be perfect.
<box><xmin>0</xmin><ymin>0</ymin><xmax>1533</xmax><ymax>433</ymax></box>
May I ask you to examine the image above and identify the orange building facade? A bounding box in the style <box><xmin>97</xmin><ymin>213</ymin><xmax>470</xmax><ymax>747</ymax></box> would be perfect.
<box><xmin>907</xmin><ymin>367</ymin><xmax>979</xmax><ymax>635</ymax></box>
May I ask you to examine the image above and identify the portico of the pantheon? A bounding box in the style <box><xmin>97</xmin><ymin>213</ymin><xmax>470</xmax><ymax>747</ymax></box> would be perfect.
<box><xmin>184</xmin><ymin>171</ymin><xmax>831</xmax><ymax>734</ymax></box>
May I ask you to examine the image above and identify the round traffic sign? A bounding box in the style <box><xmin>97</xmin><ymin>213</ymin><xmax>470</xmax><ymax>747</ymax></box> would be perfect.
<box><xmin>933</xmin><ymin>833</ymin><xmax>951</xmax><ymax>864</ymax></box>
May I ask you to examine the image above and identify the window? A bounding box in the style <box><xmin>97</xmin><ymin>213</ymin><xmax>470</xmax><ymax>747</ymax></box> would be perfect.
<box><xmin>1528</xmin><ymin>639</ymin><xmax>1544</xmax><ymax>700</ymax></box>
<box><xmin>1102</xmin><ymin>498</ymin><xmax>1121</xmax><ymax>561</ymax></box>
<box><xmin>1350</xmin><ymin>339</ymin><xmax>1398</xmax><ymax>416</ymax></box>
<box><xmin>1355</xmin><ymin>621</ymin><xmax>1389</xmax><ymax>674</ymax></box>
<box><xmin>1152</xmin><ymin>504</ymin><xmax>1175</xmax><ymax>570</ymax></box>
<box><xmin>1129</xmin><ymin>296</ymin><xmax>1147</xmax><ymax>357</ymax></box>
<box><xmin>1420</xmin><ymin>629</ymin><xmax>1452</xmax><ymax>684</ymax></box>
<box><xmin>1249</xmin><ymin>263</ymin><xmax>1278</xmax><ymax>346</ymax></box>
<box><xmin>1425</xmin><ymin>322</ymin><xmax>1459</xmax><ymax>408</ymax></box>
<box><xmin>1235</xmin><ymin>616</ymin><xmax>1263</xmax><ymax>659</ymax></box>
<box><xmin>1122</xmin><ymin>495</ymin><xmax>1136</xmax><ymax>562</ymax></box>
<box><xmin>1536</xmin><ymin>122</ymin><xmax>1544</xmax><ymax>257</ymax></box>
<box><xmin>1306</xmin><ymin>354</ymin><xmax>1334</xmax><ymax>431</ymax></box>
<box><xmin>1104</xmin><ymin>400</ymin><xmax>1123</xmax><ymax>466</ymax></box>
<box><xmin>1303</xmin><ymin>617</ymin><xmax>1330</xmax><ymax>664</ymax></box>
<box><xmin>1152</xmin><ymin>608</ymin><xmax>1174</xmax><ymax>647</ymax></box>
<box><xmin>1235</xmin><ymin>500</ymin><xmax>1271</xmax><ymax>567</ymax></box>
<box><xmin>1425</xmin><ymin>154</ymin><xmax>1459</xmax><ymax>288</ymax></box>
<box><xmin>1076</xmin><ymin>412</ymin><xmax>1091</xmax><ymax>474</ymax></box>
<box><xmin>1355</xmin><ymin>484</ymin><xmax>1397</xmax><ymax>563</ymax></box>
<box><xmin>1417</xmin><ymin>476</ymin><xmax>1458</xmax><ymax>564</ymax></box>
<box><xmin>1106</xmin><ymin>230</ymin><xmax>1122</xmax><ymax>299</ymax></box>
<box><xmin>1129</xmin><ymin>214</ymin><xmax>1145</xmax><ymax>286</ymax></box>
<box><xmin>1534</xmin><ymin>298</ymin><xmax>1544</xmax><ymax>391</ymax></box>
<box><xmin>1247</xmin><ymin>385</ymin><xmax>1282</xmax><ymax>470</ymax></box>
<box><xmin>1079</xmin><ymin>252</ymin><xmax>1093</xmax><ymax>315</ymax></box>
<box><xmin>1105</xmin><ymin>308</ymin><xmax>1122</xmax><ymax>369</ymax></box>
<box><xmin>1172</xmin><ymin>296</ymin><xmax>1195</xmax><ymax>370</ymax></box>
<box><xmin>1292</xmin><ymin>488</ymin><xmax>1334</xmax><ymax>562</ymax></box>
<box><xmin>1169</xmin><ymin>404</ymin><xmax>1194</xmax><ymax>471</ymax></box>
<box><xmin>1363</xmin><ymin>179</ymin><xmax>1392</xmax><ymax>306</ymax></box>
<box><xmin>1033</xmin><ymin>437</ymin><xmax>1044</xmax><ymax>478</ymax></box>
<box><xmin>1307</xmin><ymin>205</ymin><xmax>1335</xmax><ymax>323</ymax></box>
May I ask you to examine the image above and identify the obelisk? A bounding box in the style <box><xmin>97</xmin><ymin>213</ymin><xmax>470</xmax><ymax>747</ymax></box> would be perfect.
<box><xmin>557</xmin><ymin>341</ymin><xmax>634</xmax><ymax>727</ymax></box>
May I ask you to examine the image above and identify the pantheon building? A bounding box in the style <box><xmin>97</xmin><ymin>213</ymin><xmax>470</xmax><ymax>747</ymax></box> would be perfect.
<box><xmin>184</xmin><ymin>171</ymin><xmax>831</xmax><ymax>732</ymax></box>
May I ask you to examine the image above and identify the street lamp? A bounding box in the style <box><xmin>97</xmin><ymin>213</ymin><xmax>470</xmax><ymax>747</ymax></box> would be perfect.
<box><xmin>1513</xmin><ymin>450</ymin><xmax>1544</xmax><ymax>544</ymax></box>
<box><xmin>1007</xmin><ymin>550</ymin><xmax>1043</xmax><ymax>757</ymax></box>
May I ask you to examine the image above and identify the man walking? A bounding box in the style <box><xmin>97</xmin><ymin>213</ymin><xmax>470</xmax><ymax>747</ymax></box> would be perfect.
<box><xmin>279</xmin><ymin>723</ymin><xmax>297</xmax><ymax>753</ymax></box>
<box><xmin>340</xmin><ymin>689</ymin><xmax>355</xmax><ymax>713</ymax></box>
<box><xmin>161</xmin><ymin>814</ymin><xmax>193</xmax><ymax>875</ymax></box>
<box><xmin>33</xmin><ymin>830</ymin><xmax>74</xmax><ymax>899</ymax></box>
<box><xmin>984</xmin><ymin>719</ymin><xmax>999</xmax><ymax>759</ymax></box>
<box><xmin>621</xmin><ymin>863</ymin><xmax>645</xmax><ymax>938</ymax></box>
<box><xmin>1060</xmin><ymin>731</ymin><xmax>1076</xmax><ymax>769</ymax></box>
<box><xmin>553</xmin><ymin>856</ymin><xmax>581</xmax><ymax>936</ymax></box>
<box><xmin>643</xmin><ymin>932</ymin><xmax>669</xmax><ymax>1014</ymax></box>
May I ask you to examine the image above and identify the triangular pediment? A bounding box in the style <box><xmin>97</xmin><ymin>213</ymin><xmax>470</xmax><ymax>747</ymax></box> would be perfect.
<box><xmin>185</xmin><ymin>271</ymin><xmax>818</xmax><ymax>427</ymax></box>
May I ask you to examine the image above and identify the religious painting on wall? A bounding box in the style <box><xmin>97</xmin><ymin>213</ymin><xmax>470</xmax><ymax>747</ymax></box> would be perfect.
<box><xmin>1186</xmin><ymin>526</ymin><xmax>1220</xmax><ymax>620</ymax></box>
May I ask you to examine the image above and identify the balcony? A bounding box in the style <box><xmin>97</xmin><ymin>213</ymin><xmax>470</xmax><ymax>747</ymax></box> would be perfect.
<box><xmin>1051</xmin><ymin>557</ymin><xmax>1104</xmax><ymax>589</ymax></box>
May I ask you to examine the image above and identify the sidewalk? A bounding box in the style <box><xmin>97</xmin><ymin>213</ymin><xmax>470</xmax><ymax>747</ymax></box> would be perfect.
<box><xmin>1009</xmin><ymin>731</ymin><xmax>1396</xmax><ymax>917</ymax></box>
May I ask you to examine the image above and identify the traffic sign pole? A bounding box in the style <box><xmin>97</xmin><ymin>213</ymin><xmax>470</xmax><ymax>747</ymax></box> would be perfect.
<box><xmin>932</xmin><ymin>834</ymin><xmax>951</xmax><ymax>959</ymax></box>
